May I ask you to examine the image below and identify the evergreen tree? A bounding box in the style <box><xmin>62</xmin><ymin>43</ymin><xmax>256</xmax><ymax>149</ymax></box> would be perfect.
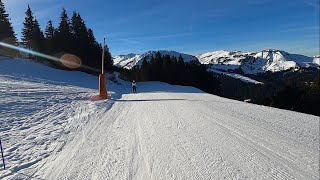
<box><xmin>21</xmin><ymin>5</ymin><xmax>45</xmax><ymax>53</ymax></box>
<box><xmin>177</xmin><ymin>55</ymin><xmax>186</xmax><ymax>82</ymax></box>
<box><xmin>170</xmin><ymin>56</ymin><xmax>178</xmax><ymax>83</ymax></box>
<box><xmin>152</xmin><ymin>51</ymin><xmax>162</xmax><ymax>79</ymax></box>
<box><xmin>71</xmin><ymin>12</ymin><xmax>88</xmax><ymax>57</ymax></box>
<box><xmin>56</xmin><ymin>8</ymin><xmax>72</xmax><ymax>52</ymax></box>
<box><xmin>140</xmin><ymin>57</ymin><xmax>149</xmax><ymax>81</ymax></box>
<box><xmin>32</xmin><ymin>18</ymin><xmax>45</xmax><ymax>51</ymax></box>
<box><xmin>178</xmin><ymin>54</ymin><xmax>183</xmax><ymax>63</ymax></box>
<box><xmin>103</xmin><ymin>44</ymin><xmax>113</xmax><ymax>71</ymax></box>
<box><xmin>45</xmin><ymin>20</ymin><xmax>55</xmax><ymax>39</ymax></box>
<box><xmin>21</xmin><ymin>5</ymin><xmax>34</xmax><ymax>49</ymax></box>
<box><xmin>87</xmin><ymin>28</ymin><xmax>101</xmax><ymax>69</ymax></box>
<box><xmin>44</xmin><ymin>19</ymin><xmax>56</xmax><ymax>53</ymax></box>
<box><xmin>162</xmin><ymin>54</ymin><xmax>171</xmax><ymax>81</ymax></box>
<box><xmin>0</xmin><ymin>0</ymin><xmax>17</xmax><ymax>56</ymax></box>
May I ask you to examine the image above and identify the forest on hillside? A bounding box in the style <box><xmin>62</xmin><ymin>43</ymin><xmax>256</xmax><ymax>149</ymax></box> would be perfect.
<box><xmin>120</xmin><ymin>54</ymin><xmax>320</xmax><ymax>116</ymax></box>
<box><xmin>0</xmin><ymin>1</ymin><xmax>113</xmax><ymax>74</ymax></box>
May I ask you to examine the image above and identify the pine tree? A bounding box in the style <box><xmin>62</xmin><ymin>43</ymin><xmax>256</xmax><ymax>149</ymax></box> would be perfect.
<box><xmin>162</xmin><ymin>54</ymin><xmax>171</xmax><ymax>81</ymax></box>
<box><xmin>32</xmin><ymin>18</ymin><xmax>45</xmax><ymax>51</ymax></box>
<box><xmin>70</xmin><ymin>12</ymin><xmax>89</xmax><ymax>59</ymax></box>
<box><xmin>44</xmin><ymin>20</ymin><xmax>56</xmax><ymax>53</ymax></box>
<box><xmin>177</xmin><ymin>54</ymin><xmax>185</xmax><ymax>82</ymax></box>
<box><xmin>56</xmin><ymin>8</ymin><xmax>71</xmax><ymax>52</ymax></box>
<box><xmin>21</xmin><ymin>5</ymin><xmax>34</xmax><ymax>49</ymax></box>
<box><xmin>45</xmin><ymin>20</ymin><xmax>55</xmax><ymax>39</ymax></box>
<box><xmin>152</xmin><ymin>51</ymin><xmax>162</xmax><ymax>79</ymax></box>
<box><xmin>0</xmin><ymin>0</ymin><xmax>17</xmax><ymax>56</ymax></box>
<box><xmin>103</xmin><ymin>44</ymin><xmax>113</xmax><ymax>72</ymax></box>
<box><xmin>140</xmin><ymin>57</ymin><xmax>149</xmax><ymax>81</ymax></box>
<box><xmin>87</xmin><ymin>28</ymin><xmax>101</xmax><ymax>69</ymax></box>
<box><xmin>178</xmin><ymin>54</ymin><xmax>184</xmax><ymax>63</ymax></box>
<box><xmin>21</xmin><ymin>5</ymin><xmax>45</xmax><ymax>53</ymax></box>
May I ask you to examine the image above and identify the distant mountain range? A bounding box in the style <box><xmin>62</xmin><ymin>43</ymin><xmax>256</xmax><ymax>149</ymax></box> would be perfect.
<box><xmin>113</xmin><ymin>49</ymin><xmax>320</xmax><ymax>75</ymax></box>
<box><xmin>113</xmin><ymin>50</ymin><xmax>197</xmax><ymax>69</ymax></box>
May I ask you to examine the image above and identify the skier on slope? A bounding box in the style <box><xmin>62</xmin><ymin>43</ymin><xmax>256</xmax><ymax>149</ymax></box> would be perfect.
<box><xmin>132</xmin><ymin>80</ymin><xmax>137</xmax><ymax>94</ymax></box>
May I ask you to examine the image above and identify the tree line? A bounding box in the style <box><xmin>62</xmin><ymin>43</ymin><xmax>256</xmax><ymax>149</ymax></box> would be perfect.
<box><xmin>0</xmin><ymin>0</ymin><xmax>17</xmax><ymax>56</ymax></box>
<box><xmin>217</xmin><ymin>69</ymin><xmax>320</xmax><ymax>116</ymax></box>
<box><xmin>120</xmin><ymin>51</ymin><xmax>222</xmax><ymax>95</ymax></box>
<box><xmin>0</xmin><ymin>0</ymin><xmax>113</xmax><ymax>74</ymax></box>
<box><xmin>260</xmin><ymin>71</ymin><xmax>320</xmax><ymax>116</ymax></box>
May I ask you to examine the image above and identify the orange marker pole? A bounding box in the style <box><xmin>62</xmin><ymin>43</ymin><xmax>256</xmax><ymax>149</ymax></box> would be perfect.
<box><xmin>99</xmin><ymin>38</ymin><xmax>108</xmax><ymax>99</ymax></box>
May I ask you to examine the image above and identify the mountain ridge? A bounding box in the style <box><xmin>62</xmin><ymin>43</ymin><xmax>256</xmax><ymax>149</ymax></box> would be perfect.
<box><xmin>113</xmin><ymin>50</ymin><xmax>198</xmax><ymax>69</ymax></box>
<box><xmin>114</xmin><ymin>49</ymin><xmax>319</xmax><ymax>74</ymax></box>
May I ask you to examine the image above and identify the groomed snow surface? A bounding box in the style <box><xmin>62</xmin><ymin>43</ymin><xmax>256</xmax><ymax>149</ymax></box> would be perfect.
<box><xmin>0</xmin><ymin>57</ymin><xmax>319</xmax><ymax>180</ymax></box>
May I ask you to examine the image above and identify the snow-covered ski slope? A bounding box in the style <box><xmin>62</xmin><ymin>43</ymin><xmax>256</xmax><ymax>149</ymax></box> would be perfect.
<box><xmin>0</xmin><ymin>57</ymin><xmax>319</xmax><ymax>180</ymax></box>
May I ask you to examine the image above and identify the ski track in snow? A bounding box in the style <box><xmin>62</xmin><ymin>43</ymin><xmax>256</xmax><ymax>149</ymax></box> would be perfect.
<box><xmin>35</xmin><ymin>87</ymin><xmax>319</xmax><ymax>180</ymax></box>
<box><xmin>0</xmin><ymin>59</ymin><xmax>319</xmax><ymax>180</ymax></box>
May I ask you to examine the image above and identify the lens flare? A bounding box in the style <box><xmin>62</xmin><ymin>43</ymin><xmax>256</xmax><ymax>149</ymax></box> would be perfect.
<box><xmin>60</xmin><ymin>54</ymin><xmax>82</xmax><ymax>69</ymax></box>
<box><xmin>0</xmin><ymin>42</ymin><xmax>99</xmax><ymax>72</ymax></box>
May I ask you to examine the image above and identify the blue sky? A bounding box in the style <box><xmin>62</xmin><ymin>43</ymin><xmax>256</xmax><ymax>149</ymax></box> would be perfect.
<box><xmin>2</xmin><ymin>0</ymin><xmax>320</xmax><ymax>56</ymax></box>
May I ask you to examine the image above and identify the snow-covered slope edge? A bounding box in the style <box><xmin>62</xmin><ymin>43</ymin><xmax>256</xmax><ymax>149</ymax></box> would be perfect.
<box><xmin>0</xmin><ymin>57</ymin><xmax>124</xmax><ymax>179</ymax></box>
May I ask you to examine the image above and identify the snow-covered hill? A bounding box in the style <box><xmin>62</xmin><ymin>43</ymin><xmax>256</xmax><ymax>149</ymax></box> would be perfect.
<box><xmin>113</xmin><ymin>50</ymin><xmax>198</xmax><ymax>69</ymax></box>
<box><xmin>313</xmin><ymin>55</ymin><xmax>320</xmax><ymax>65</ymax></box>
<box><xmin>198</xmin><ymin>49</ymin><xmax>319</xmax><ymax>74</ymax></box>
<box><xmin>113</xmin><ymin>53</ymin><xmax>142</xmax><ymax>70</ymax></box>
<box><xmin>0</xmin><ymin>57</ymin><xmax>319</xmax><ymax>179</ymax></box>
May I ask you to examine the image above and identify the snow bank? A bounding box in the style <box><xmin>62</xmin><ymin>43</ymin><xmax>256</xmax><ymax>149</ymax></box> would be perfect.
<box><xmin>0</xmin><ymin>57</ymin><xmax>123</xmax><ymax>179</ymax></box>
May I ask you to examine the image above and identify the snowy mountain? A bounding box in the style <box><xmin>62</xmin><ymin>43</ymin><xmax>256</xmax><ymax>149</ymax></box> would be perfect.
<box><xmin>197</xmin><ymin>50</ymin><xmax>255</xmax><ymax>68</ymax></box>
<box><xmin>115</xmin><ymin>49</ymin><xmax>319</xmax><ymax>76</ymax></box>
<box><xmin>1</xmin><ymin>57</ymin><xmax>319</xmax><ymax>179</ymax></box>
<box><xmin>244</xmin><ymin>49</ymin><xmax>316</xmax><ymax>74</ymax></box>
<box><xmin>313</xmin><ymin>55</ymin><xmax>320</xmax><ymax>65</ymax></box>
<box><xmin>113</xmin><ymin>53</ymin><xmax>141</xmax><ymax>69</ymax></box>
<box><xmin>198</xmin><ymin>49</ymin><xmax>319</xmax><ymax>74</ymax></box>
<box><xmin>113</xmin><ymin>50</ymin><xmax>198</xmax><ymax>69</ymax></box>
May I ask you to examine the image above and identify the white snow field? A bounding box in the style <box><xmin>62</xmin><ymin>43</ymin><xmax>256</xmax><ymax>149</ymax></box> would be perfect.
<box><xmin>209</xmin><ymin>69</ymin><xmax>263</xmax><ymax>84</ymax></box>
<box><xmin>0</xmin><ymin>57</ymin><xmax>319</xmax><ymax>180</ymax></box>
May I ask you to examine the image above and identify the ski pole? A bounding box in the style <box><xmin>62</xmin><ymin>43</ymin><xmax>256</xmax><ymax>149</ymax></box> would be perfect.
<box><xmin>0</xmin><ymin>138</ymin><xmax>5</xmax><ymax>170</ymax></box>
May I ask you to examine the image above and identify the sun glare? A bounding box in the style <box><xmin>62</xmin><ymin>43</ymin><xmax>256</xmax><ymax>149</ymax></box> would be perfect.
<box><xmin>0</xmin><ymin>42</ymin><xmax>99</xmax><ymax>72</ymax></box>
